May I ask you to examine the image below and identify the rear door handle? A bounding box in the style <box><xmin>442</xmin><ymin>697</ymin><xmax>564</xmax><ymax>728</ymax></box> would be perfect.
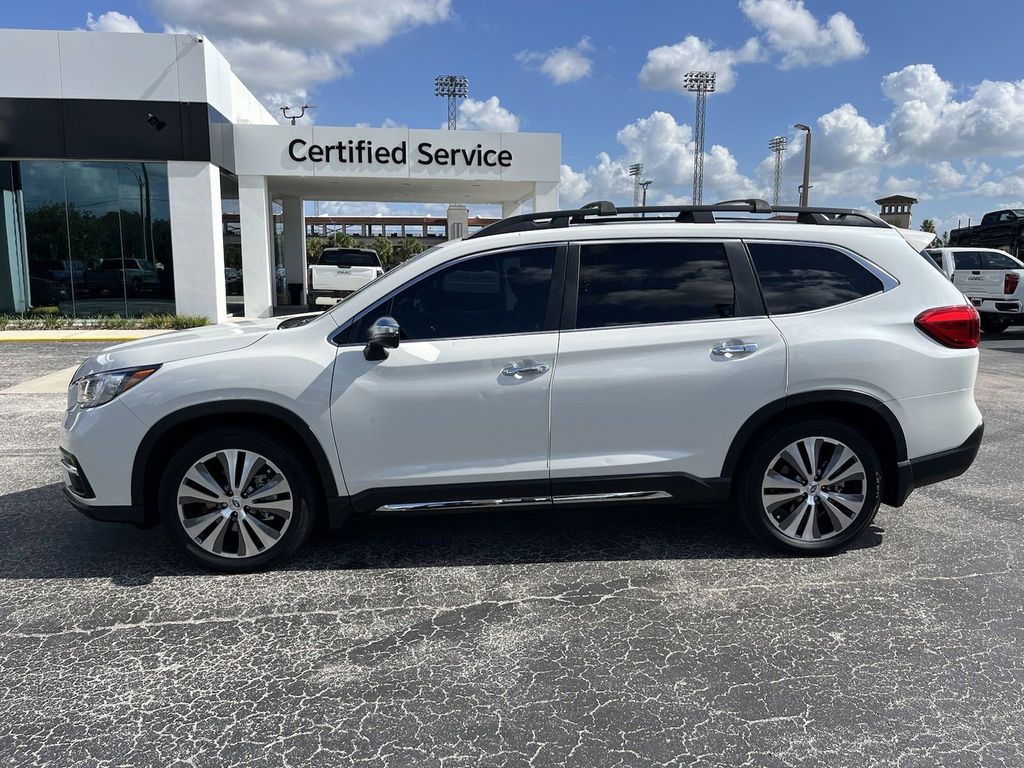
<box><xmin>711</xmin><ymin>343</ymin><xmax>758</xmax><ymax>358</ymax></box>
<box><xmin>501</xmin><ymin>361</ymin><xmax>550</xmax><ymax>377</ymax></box>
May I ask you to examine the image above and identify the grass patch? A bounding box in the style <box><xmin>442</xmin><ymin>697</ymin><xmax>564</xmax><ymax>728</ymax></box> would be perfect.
<box><xmin>0</xmin><ymin>313</ymin><xmax>209</xmax><ymax>331</ymax></box>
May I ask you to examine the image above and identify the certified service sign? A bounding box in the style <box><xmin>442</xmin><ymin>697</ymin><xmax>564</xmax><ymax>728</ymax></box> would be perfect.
<box><xmin>287</xmin><ymin>138</ymin><xmax>513</xmax><ymax>169</ymax></box>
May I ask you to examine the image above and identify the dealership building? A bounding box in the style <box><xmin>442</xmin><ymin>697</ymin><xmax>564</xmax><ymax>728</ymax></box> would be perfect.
<box><xmin>0</xmin><ymin>28</ymin><xmax>561</xmax><ymax>321</ymax></box>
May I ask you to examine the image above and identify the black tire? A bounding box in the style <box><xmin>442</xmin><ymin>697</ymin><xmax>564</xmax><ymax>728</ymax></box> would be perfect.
<box><xmin>980</xmin><ymin>315</ymin><xmax>1010</xmax><ymax>334</ymax></box>
<box><xmin>158</xmin><ymin>428</ymin><xmax>317</xmax><ymax>572</ymax></box>
<box><xmin>129</xmin><ymin>278</ymin><xmax>143</xmax><ymax>297</ymax></box>
<box><xmin>736</xmin><ymin>418</ymin><xmax>882</xmax><ymax>555</ymax></box>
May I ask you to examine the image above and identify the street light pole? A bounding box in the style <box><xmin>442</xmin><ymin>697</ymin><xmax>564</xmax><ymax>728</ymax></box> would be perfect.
<box><xmin>768</xmin><ymin>136</ymin><xmax>787</xmax><ymax>207</ymax></box>
<box><xmin>435</xmin><ymin>74</ymin><xmax>469</xmax><ymax>130</ymax></box>
<box><xmin>683</xmin><ymin>71</ymin><xmax>716</xmax><ymax>205</ymax></box>
<box><xmin>794</xmin><ymin>123</ymin><xmax>812</xmax><ymax>207</ymax></box>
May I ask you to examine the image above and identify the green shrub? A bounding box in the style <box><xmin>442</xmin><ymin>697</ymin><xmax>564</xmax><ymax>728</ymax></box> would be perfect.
<box><xmin>0</xmin><ymin>313</ymin><xmax>209</xmax><ymax>331</ymax></box>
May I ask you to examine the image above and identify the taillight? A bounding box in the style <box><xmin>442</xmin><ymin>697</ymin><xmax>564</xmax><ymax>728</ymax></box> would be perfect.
<box><xmin>914</xmin><ymin>305</ymin><xmax>980</xmax><ymax>349</ymax></box>
<box><xmin>307</xmin><ymin>266</ymin><xmax>313</xmax><ymax>290</ymax></box>
<box><xmin>1005</xmin><ymin>273</ymin><xmax>1019</xmax><ymax>295</ymax></box>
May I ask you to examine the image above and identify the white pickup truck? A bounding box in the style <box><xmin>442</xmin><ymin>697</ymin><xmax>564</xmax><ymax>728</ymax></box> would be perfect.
<box><xmin>307</xmin><ymin>247</ymin><xmax>384</xmax><ymax>310</ymax></box>
<box><xmin>926</xmin><ymin>246</ymin><xmax>1024</xmax><ymax>333</ymax></box>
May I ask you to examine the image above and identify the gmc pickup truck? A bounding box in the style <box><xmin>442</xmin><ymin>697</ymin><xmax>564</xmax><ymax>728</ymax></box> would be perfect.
<box><xmin>307</xmin><ymin>247</ymin><xmax>384</xmax><ymax>309</ymax></box>
<box><xmin>949</xmin><ymin>209</ymin><xmax>1024</xmax><ymax>257</ymax></box>
<box><xmin>926</xmin><ymin>246</ymin><xmax>1024</xmax><ymax>332</ymax></box>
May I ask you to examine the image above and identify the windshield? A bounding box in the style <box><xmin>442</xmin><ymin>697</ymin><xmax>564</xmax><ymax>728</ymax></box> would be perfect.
<box><xmin>322</xmin><ymin>244</ymin><xmax>444</xmax><ymax>318</ymax></box>
<box><xmin>318</xmin><ymin>250</ymin><xmax>381</xmax><ymax>268</ymax></box>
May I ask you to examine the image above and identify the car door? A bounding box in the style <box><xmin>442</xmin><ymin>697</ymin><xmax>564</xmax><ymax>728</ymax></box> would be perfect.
<box><xmin>548</xmin><ymin>239</ymin><xmax>787</xmax><ymax>501</ymax></box>
<box><xmin>329</xmin><ymin>243</ymin><xmax>565</xmax><ymax>507</ymax></box>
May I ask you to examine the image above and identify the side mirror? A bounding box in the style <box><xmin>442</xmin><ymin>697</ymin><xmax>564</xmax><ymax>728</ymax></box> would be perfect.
<box><xmin>363</xmin><ymin>316</ymin><xmax>400</xmax><ymax>361</ymax></box>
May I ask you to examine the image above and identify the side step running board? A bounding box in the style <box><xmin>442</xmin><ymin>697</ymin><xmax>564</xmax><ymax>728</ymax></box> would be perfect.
<box><xmin>375</xmin><ymin>490</ymin><xmax>671</xmax><ymax>513</ymax></box>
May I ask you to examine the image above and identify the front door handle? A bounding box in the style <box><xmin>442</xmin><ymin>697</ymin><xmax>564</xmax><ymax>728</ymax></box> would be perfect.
<box><xmin>711</xmin><ymin>343</ymin><xmax>758</xmax><ymax>358</ymax></box>
<box><xmin>501</xmin><ymin>361</ymin><xmax>550</xmax><ymax>377</ymax></box>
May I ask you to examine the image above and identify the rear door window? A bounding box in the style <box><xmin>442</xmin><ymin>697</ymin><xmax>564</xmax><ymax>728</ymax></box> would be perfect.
<box><xmin>953</xmin><ymin>252</ymin><xmax>982</xmax><ymax>271</ymax></box>
<box><xmin>575</xmin><ymin>241</ymin><xmax>735</xmax><ymax>328</ymax></box>
<box><xmin>320</xmin><ymin>251</ymin><xmax>381</xmax><ymax>268</ymax></box>
<box><xmin>747</xmin><ymin>242</ymin><xmax>884</xmax><ymax>314</ymax></box>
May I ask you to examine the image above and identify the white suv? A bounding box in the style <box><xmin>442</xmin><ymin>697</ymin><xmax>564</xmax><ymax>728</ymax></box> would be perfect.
<box><xmin>61</xmin><ymin>200</ymin><xmax>984</xmax><ymax>571</ymax></box>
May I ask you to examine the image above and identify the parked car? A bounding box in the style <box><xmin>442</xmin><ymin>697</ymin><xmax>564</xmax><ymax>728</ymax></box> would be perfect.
<box><xmin>62</xmin><ymin>200</ymin><xmax>983</xmax><ymax>571</ymax></box>
<box><xmin>949</xmin><ymin>209</ymin><xmax>1024</xmax><ymax>258</ymax></box>
<box><xmin>926</xmin><ymin>247</ymin><xmax>1024</xmax><ymax>333</ymax></box>
<box><xmin>85</xmin><ymin>258</ymin><xmax>161</xmax><ymax>297</ymax></box>
<box><xmin>307</xmin><ymin>247</ymin><xmax>383</xmax><ymax>309</ymax></box>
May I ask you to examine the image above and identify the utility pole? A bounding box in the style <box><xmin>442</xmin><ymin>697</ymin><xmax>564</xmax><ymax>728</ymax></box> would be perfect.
<box><xmin>628</xmin><ymin>163</ymin><xmax>644</xmax><ymax>208</ymax></box>
<box><xmin>683</xmin><ymin>71</ymin><xmax>716</xmax><ymax>205</ymax></box>
<box><xmin>794</xmin><ymin>123</ymin><xmax>812</xmax><ymax>207</ymax></box>
<box><xmin>435</xmin><ymin>74</ymin><xmax>469</xmax><ymax>130</ymax></box>
<box><xmin>768</xmin><ymin>136</ymin><xmax>787</xmax><ymax>207</ymax></box>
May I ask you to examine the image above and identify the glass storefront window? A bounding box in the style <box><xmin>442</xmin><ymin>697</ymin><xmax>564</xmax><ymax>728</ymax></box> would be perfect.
<box><xmin>220</xmin><ymin>172</ymin><xmax>242</xmax><ymax>316</ymax></box>
<box><xmin>3</xmin><ymin>160</ymin><xmax>175</xmax><ymax>317</ymax></box>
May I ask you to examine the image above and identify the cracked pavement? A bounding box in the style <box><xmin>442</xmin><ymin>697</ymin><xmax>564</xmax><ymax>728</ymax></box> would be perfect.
<box><xmin>1</xmin><ymin>337</ymin><xmax>1023</xmax><ymax>767</ymax></box>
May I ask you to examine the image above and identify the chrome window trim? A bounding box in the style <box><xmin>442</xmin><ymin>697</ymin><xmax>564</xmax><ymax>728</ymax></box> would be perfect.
<box><xmin>328</xmin><ymin>241</ymin><xmax>568</xmax><ymax>347</ymax></box>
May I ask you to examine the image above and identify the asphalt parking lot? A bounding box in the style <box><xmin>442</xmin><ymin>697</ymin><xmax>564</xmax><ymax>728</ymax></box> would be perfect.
<box><xmin>1</xmin><ymin>335</ymin><xmax>1023</xmax><ymax>768</ymax></box>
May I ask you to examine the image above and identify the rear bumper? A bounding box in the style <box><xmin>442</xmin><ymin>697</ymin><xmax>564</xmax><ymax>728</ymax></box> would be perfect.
<box><xmin>892</xmin><ymin>422</ymin><xmax>984</xmax><ymax>506</ymax></box>
<box><xmin>969</xmin><ymin>297</ymin><xmax>1023</xmax><ymax>314</ymax></box>
<box><xmin>307</xmin><ymin>289</ymin><xmax>354</xmax><ymax>307</ymax></box>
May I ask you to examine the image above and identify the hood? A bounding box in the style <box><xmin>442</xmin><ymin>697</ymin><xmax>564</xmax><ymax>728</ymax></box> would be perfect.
<box><xmin>75</xmin><ymin>318</ymin><xmax>281</xmax><ymax>378</ymax></box>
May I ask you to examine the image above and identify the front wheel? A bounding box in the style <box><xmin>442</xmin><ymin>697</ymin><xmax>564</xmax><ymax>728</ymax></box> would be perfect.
<box><xmin>159</xmin><ymin>428</ymin><xmax>317</xmax><ymax>572</ymax></box>
<box><xmin>737</xmin><ymin>419</ymin><xmax>882</xmax><ymax>554</ymax></box>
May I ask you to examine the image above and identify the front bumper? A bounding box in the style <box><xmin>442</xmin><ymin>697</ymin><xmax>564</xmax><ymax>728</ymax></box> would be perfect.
<box><xmin>893</xmin><ymin>422</ymin><xmax>984</xmax><ymax>506</ymax></box>
<box><xmin>62</xmin><ymin>485</ymin><xmax>146</xmax><ymax>524</ymax></box>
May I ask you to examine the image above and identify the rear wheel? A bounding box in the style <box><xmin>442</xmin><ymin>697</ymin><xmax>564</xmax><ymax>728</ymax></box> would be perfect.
<box><xmin>737</xmin><ymin>419</ymin><xmax>882</xmax><ymax>554</ymax></box>
<box><xmin>980</xmin><ymin>314</ymin><xmax>1010</xmax><ymax>334</ymax></box>
<box><xmin>159</xmin><ymin>428</ymin><xmax>316</xmax><ymax>572</ymax></box>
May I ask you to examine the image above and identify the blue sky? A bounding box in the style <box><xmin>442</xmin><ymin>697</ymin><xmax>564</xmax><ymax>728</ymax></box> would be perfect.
<box><xmin>7</xmin><ymin>1</ymin><xmax>1024</xmax><ymax>233</ymax></box>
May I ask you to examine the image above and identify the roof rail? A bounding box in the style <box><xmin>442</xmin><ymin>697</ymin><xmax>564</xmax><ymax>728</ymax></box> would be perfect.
<box><xmin>467</xmin><ymin>199</ymin><xmax>888</xmax><ymax>239</ymax></box>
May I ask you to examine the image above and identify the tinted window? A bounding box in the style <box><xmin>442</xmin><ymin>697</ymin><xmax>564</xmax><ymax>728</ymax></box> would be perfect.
<box><xmin>748</xmin><ymin>242</ymin><xmax>884</xmax><ymax>314</ymax></box>
<box><xmin>925</xmin><ymin>250</ymin><xmax>943</xmax><ymax>267</ymax></box>
<box><xmin>320</xmin><ymin>250</ymin><xmax>381</xmax><ymax>268</ymax></box>
<box><xmin>575</xmin><ymin>241</ymin><xmax>734</xmax><ymax>328</ymax></box>
<box><xmin>953</xmin><ymin>252</ymin><xmax>981</xmax><ymax>270</ymax></box>
<box><xmin>981</xmin><ymin>251</ymin><xmax>1022</xmax><ymax>270</ymax></box>
<box><xmin>359</xmin><ymin>247</ymin><xmax>555</xmax><ymax>341</ymax></box>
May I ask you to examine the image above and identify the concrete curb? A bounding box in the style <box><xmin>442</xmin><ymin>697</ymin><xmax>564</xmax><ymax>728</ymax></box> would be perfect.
<box><xmin>0</xmin><ymin>329</ymin><xmax>173</xmax><ymax>342</ymax></box>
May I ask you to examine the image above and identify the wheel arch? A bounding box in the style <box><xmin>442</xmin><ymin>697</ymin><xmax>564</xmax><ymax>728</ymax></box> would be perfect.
<box><xmin>131</xmin><ymin>400</ymin><xmax>340</xmax><ymax>523</ymax></box>
<box><xmin>721</xmin><ymin>391</ymin><xmax>908</xmax><ymax>506</ymax></box>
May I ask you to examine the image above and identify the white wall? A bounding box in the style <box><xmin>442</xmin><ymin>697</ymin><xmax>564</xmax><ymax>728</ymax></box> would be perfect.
<box><xmin>167</xmin><ymin>162</ymin><xmax>227</xmax><ymax>322</ymax></box>
<box><xmin>238</xmin><ymin>175</ymin><xmax>275</xmax><ymax>318</ymax></box>
<box><xmin>0</xmin><ymin>28</ymin><xmax>276</xmax><ymax>125</ymax></box>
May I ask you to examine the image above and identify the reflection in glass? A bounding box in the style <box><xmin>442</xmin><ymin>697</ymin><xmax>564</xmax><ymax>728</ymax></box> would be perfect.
<box><xmin>15</xmin><ymin>160</ymin><xmax>175</xmax><ymax>316</ymax></box>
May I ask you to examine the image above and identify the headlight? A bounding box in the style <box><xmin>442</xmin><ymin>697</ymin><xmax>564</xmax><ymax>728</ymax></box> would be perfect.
<box><xmin>72</xmin><ymin>366</ymin><xmax>160</xmax><ymax>409</ymax></box>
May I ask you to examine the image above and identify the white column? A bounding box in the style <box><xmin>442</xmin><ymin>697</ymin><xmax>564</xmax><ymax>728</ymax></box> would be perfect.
<box><xmin>281</xmin><ymin>195</ymin><xmax>306</xmax><ymax>305</ymax></box>
<box><xmin>238</xmin><ymin>174</ymin><xmax>274</xmax><ymax>318</ymax></box>
<box><xmin>532</xmin><ymin>181</ymin><xmax>559</xmax><ymax>212</ymax></box>
<box><xmin>167</xmin><ymin>161</ymin><xmax>227</xmax><ymax>322</ymax></box>
<box><xmin>502</xmin><ymin>199</ymin><xmax>527</xmax><ymax>219</ymax></box>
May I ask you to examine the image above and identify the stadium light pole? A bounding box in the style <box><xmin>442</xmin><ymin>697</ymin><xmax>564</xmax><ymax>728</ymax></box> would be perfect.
<box><xmin>794</xmin><ymin>123</ymin><xmax>812</xmax><ymax>207</ymax></box>
<box><xmin>628</xmin><ymin>163</ymin><xmax>644</xmax><ymax>208</ymax></box>
<box><xmin>435</xmin><ymin>75</ymin><xmax>469</xmax><ymax>130</ymax></box>
<box><xmin>768</xmin><ymin>136</ymin><xmax>788</xmax><ymax>207</ymax></box>
<box><xmin>683</xmin><ymin>71</ymin><xmax>716</xmax><ymax>205</ymax></box>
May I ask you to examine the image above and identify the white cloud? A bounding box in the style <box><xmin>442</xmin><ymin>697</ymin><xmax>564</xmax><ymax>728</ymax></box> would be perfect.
<box><xmin>517</xmin><ymin>38</ymin><xmax>594</xmax><ymax>85</ymax></box>
<box><xmin>884</xmin><ymin>64</ymin><xmax>1024</xmax><ymax>160</ymax></box>
<box><xmin>84</xmin><ymin>11</ymin><xmax>144</xmax><ymax>33</ymax></box>
<box><xmin>210</xmin><ymin>39</ymin><xmax>345</xmax><ymax>108</ymax></box>
<box><xmin>639</xmin><ymin>35</ymin><xmax>761</xmax><ymax>94</ymax></box>
<box><xmin>930</xmin><ymin>161</ymin><xmax>966</xmax><ymax>190</ymax></box>
<box><xmin>148</xmin><ymin>0</ymin><xmax>451</xmax><ymax>107</ymax></box>
<box><xmin>560</xmin><ymin>110</ymin><xmax>763</xmax><ymax>207</ymax></box>
<box><xmin>457</xmin><ymin>96</ymin><xmax>520</xmax><ymax>132</ymax></box>
<box><xmin>559</xmin><ymin>164</ymin><xmax>591</xmax><ymax>205</ymax></box>
<box><xmin>739</xmin><ymin>0</ymin><xmax>866</xmax><ymax>69</ymax></box>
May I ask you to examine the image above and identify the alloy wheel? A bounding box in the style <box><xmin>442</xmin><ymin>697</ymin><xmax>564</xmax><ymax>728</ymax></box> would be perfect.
<box><xmin>176</xmin><ymin>449</ymin><xmax>294</xmax><ymax>559</ymax></box>
<box><xmin>760</xmin><ymin>436</ymin><xmax>866</xmax><ymax>542</ymax></box>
